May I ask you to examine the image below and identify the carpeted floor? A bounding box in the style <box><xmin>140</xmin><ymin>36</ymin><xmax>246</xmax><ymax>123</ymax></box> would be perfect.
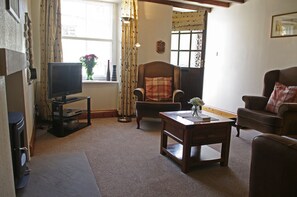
<box><xmin>16</xmin><ymin>152</ymin><xmax>101</xmax><ymax>197</ymax></box>
<box><xmin>23</xmin><ymin>117</ymin><xmax>261</xmax><ymax>197</ymax></box>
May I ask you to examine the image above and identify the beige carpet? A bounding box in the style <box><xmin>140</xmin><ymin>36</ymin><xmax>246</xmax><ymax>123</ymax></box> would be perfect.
<box><xmin>29</xmin><ymin>117</ymin><xmax>261</xmax><ymax>197</ymax></box>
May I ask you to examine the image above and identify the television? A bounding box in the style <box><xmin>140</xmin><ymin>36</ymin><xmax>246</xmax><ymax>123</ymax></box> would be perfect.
<box><xmin>48</xmin><ymin>62</ymin><xmax>82</xmax><ymax>101</ymax></box>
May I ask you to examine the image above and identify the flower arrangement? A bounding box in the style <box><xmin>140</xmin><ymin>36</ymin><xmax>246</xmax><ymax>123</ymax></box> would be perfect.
<box><xmin>188</xmin><ymin>97</ymin><xmax>205</xmax><ymax>107</ymax></box>
<box><xmin>188</xmin><ymin>97</ymin><xmax>205</xmax><ymax>117</ymax></box>
<box><xmin>80</xmin><ymin>54</ymin><xmax>98</xmax><ymax>80</ymax></box>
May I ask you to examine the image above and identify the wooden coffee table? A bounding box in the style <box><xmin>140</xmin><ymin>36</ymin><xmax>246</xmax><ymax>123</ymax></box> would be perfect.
<box><xmin>160</xmin><ymin>110</ymin><xmax>234</xmax><ymax>173</ymax></box>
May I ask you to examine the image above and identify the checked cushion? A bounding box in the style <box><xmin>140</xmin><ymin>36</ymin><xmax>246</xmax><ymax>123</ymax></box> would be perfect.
<box><xmin>266</xmin><ymin>82</ymin><xmax>297</xmax><ymax>113</ymax></box>
<box><xmin>145</xmin><ymin>77</ymin><xmax>172</xmax><ymax>101</ymax></box>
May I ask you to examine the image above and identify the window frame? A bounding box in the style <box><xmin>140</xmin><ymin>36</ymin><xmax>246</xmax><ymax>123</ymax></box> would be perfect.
<box><xmin>170</xmin><ymin>30</ymin><xmax>204</xmax><ymax>68</ymax></box>
<box><xmin>61</xmin><ymin>0</ymin><xmax>118</xmax><ymax>81</ymax></box>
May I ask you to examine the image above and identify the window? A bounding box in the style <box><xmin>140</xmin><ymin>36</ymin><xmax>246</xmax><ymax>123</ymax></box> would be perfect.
<box><xmin>61</xmin><ymin>0</ymin><xmax>116</xmax><ymax>80</ymax></box>
<box><xmin>170</xmin><ymin>30</ymin><xmax>204</xmax><ymax>68</ymax></box>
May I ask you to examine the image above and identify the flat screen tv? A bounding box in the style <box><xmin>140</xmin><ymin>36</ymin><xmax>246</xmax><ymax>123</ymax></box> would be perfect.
<box><xmin>48</xmin><ymin>62</ymin><xmax>82</xmax><ymax>101</ymax></box>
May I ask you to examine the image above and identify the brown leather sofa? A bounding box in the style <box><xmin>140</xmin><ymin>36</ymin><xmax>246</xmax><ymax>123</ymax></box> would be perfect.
<box><xmin>236</xmin><ymin>67</ymin><xmax>297</xmax><ymax>137</ymax></box>
<box><xmin>249</xmin><ymin>134</ymin><xmax>297</xmax><ymax>197</ymax></box>
<box><xmin>133</xmin><ymin>61</ymin><xmax>184</xmax><ymax>129</ymax></box>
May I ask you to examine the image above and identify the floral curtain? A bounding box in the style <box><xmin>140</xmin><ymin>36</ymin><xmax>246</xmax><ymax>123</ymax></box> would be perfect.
<box><xmin>39</xmin><ymin>0</ymin><xmax>63</xmax><ymax>120</ymax></box>
<box><xmin>118</xmin><ymin>0</ymin><xmax>138</xmax><ymax>117</ymax></box>
<box><xmin>172</xmin><ymin>10</ymin><xmax>207</xmax><ymax>31</ymax></box>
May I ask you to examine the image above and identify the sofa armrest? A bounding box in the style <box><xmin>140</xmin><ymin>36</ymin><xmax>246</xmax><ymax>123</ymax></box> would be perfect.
<box><xmin>173</xmin><ymin>89</ymin><xmax>184</xmax><ymax>102</ymax></box>
<box><xmin>242</xmin><ymin>95</ymin><xmax>268</xmax><ymax>110</ymax></box>
<box><xmin>278</xmin><ymin>102</ymin><xmax>297</xmax><ymax>116</ymax></box>
<box><xmin>133</xmin><ymin>88</ymin><xmax>144</xmax><ymax>101</ymax></box>
<box><xmin>249</xmin><ymin>134</ymin><xmax>297</xmax><ymax>197</ymax></box>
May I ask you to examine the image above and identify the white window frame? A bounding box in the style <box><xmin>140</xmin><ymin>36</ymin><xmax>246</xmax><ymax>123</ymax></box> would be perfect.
<box><xmin>61</xmin><ymin>0</ymin><xmax>118</xmax><ymax>81</ymax></box>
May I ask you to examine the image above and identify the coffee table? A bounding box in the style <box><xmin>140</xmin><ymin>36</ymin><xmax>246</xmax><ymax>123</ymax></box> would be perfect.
<box><xmin>159</xmin><ymin>110</ymin><xmax>234</xmax><ymax>173</ymax></box>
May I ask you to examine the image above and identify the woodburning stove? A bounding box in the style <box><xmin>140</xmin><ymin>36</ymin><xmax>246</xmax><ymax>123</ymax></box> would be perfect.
<box><xmin>8</xmin><ymin>112</ymin><xmax>30</xmax><ymax>189</ymax></box>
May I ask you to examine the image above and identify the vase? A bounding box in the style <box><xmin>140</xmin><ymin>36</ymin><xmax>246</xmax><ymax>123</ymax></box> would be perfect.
<box><xmin>106</xmin><ymin>60</ymin><xmax>111</xmax><ymax>81</ymax></box>
<box><xmin>86</xmin><ymin>67</ymin><xmax>93</xmax><ymax>80</ymax></box>
<box><xmin>112</xmin><ymin>65</ymin><xmax>117</xmax><ymax>81</ymax></box>
<box><xmin>192</xmin><ymin>105</ymin><xmax>201</xmax><ymax>117</ymax></box>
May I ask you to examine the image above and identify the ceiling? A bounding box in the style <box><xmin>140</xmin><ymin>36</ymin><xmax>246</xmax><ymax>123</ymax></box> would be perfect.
<box><xmin>138</xmin><ymin>0</ymin><xmax>245</xmax><ymax>12</ymax></box>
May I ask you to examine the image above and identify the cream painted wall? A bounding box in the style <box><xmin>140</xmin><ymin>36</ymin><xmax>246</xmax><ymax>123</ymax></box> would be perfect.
<box><xmin>138</xmin><ymin>2</ymin><xmax>172</xmax><ymax>64</ymax></box>
<box><xmin>204</xmin><ymin>0</ymin><xmax>297</xmax><ymax>113</ymax></box>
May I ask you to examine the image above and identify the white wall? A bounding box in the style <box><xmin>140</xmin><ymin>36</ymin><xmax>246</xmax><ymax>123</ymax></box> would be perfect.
<box><xmin>138</xmin><ymin>2</ymin><xmax>172</xmax><ymax>64</ymax></box>
<box><xmin>204</xmin><ymin>0</ymin><xmax>297</xmax><ymax>113</ymax></box>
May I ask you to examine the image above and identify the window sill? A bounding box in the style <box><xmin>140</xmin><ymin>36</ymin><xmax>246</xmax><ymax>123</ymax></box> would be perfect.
<box><xmin>82</xmin><ymin>80</ymin><xmax>118</xmax><ymax>84</ymax></box>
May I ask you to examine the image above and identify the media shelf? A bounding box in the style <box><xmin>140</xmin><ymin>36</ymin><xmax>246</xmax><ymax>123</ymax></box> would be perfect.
<box><xmin>48</xmin><ymin>96</ymin><xmax>91</xmax><ymax>137</ymax></box>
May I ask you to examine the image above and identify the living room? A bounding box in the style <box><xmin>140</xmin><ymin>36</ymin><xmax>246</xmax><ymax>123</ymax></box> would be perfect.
<box><xmin>0</xmin><ymin>0</ymin><xmax>296</xmax><ymax>196</ymax></box>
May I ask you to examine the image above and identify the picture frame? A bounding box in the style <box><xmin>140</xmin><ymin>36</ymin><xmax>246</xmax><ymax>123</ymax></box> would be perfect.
<box><xmin>271</xmin><ymin>12</ymin><xmax>297</xmax><ymax>38</ymax></box>
<box><xmin>6</xmin><ymin>0</ymin><xmax>20</xmax><ymax>23</ymax></box>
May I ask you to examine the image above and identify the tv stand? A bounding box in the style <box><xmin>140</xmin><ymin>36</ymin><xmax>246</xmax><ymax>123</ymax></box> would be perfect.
<box><xmin>55</xmin><ymin>96</ymin><xmax>79</xmax><ymax>102</ymax></box>
<box><xmin>48</xmin><ymin>96</ymin><xmax>91</xmax><ymax>137</ymax></box>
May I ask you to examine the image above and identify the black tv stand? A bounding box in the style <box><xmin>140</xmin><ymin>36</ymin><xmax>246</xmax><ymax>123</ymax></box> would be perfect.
<box><xmin>55</xmin><ymin>96</ymin><xmax>79</xmax><ymax>103</ymax></box>
<box><xmin>48</xmin><ymin>96</ymin><xmax>91</xmax><ymax>137</ymax></box>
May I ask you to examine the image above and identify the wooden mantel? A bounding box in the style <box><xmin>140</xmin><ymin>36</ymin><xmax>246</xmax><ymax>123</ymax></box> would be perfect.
<box><xmin>0</xmin><ymin>48</ymin><xmax>26</xmax><ymax>76</ymax></box>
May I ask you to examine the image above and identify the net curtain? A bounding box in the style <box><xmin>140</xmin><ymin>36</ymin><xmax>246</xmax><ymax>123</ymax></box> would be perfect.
<box><xmin>39</xmin><ymin>0</ymin><xmax>63</xmax><ymax>120</ymax></box>
<box><xmin>118</xmin><ymin>0</ymin><xmax>139</xmax><ymax>117</ymax></box>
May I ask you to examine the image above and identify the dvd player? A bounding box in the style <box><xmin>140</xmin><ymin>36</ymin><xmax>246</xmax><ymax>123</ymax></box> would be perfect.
<box><xmin>54</xmin><ymin>108</ymin><xmax>82</xmax><ymax>117</ymax></box>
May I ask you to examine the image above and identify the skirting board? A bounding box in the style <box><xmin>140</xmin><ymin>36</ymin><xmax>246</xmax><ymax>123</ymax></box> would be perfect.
<box><xmin>79</xmin><ymin>109</ymin><xmax>118</xmax><ymax>119</ymax></box>
<box><xmin>202</xmin><ymin>105</ymin><xmax>237</xmax><ymax>120</ymax></box>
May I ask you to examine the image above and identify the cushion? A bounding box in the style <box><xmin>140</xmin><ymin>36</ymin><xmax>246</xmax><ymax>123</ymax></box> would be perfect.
<box><xmin>265</xmin><ymin>82</ymin><xmax>297</xmax><ymax>113</ymax></box>
<box><xmin>145</xmin><ymin>77</ymin><xmax>172</xmax><ymax>101</ymax></box>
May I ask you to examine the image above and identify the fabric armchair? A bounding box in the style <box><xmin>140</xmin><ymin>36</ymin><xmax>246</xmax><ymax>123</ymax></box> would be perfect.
<box><xmin>249</xmin><ymin>134</ymin><xmax>297</xmax><ymax>197</ymax></box>
<box><xmin>236</xmin><ymin>67</ymin><xmax>297</xmax><ymax>137</ymax></box>
<box><xmin>134</xmin><ymin>61</ymin><xmax>184</xmax><ymax>129</ymax></box>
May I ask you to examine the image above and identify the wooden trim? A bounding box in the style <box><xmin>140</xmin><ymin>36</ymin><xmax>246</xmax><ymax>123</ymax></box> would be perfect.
<box><xmin>202</xmin><ymin>105</ymin><xmax>237</xmax><ymax>119</ymax></box>
<box><xmin>138</xmin><ymin>0</ymin><xmax>212</xmax><ymax>12</ymax></box>
<box><xmin>79</xmin><ymin>109</ymin><xmax>118</xmax><ymax>119</ymax></box>
<box><xmin>186</xmin><ymin>0</ymin><xmax>230</xmax><ymax>8</ymax></box>
<box><xmin>223</xmin><ymin>0</ymin><xmax>244</xmax><ymax>3</ymax></box>
<box><xmin>29</xmin><ymin>121</ymin><xmax>36</xmax><ymax>156</ymax></box>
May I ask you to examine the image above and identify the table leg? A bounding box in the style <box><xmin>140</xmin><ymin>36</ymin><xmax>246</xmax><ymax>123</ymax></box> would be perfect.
<box><xmin>182</xmin><ymin>130</ymin><xmax>191</xmax><ymax>173</ymax></box>
<box><xmin>160</xmin><ymin>121</ymin><xmax>167</xmax><ymax>155</ymax></box>
<box><xmin>220</xmin><ymin>126</ymin><xmax>231</xmax><ymax>166</ymax></box>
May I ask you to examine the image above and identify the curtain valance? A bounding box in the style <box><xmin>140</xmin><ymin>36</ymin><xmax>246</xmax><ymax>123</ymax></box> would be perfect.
<box><xmin>172</xmin><ymin>10</ymin><xmax>206</xmax><ymax>31</ymax></box>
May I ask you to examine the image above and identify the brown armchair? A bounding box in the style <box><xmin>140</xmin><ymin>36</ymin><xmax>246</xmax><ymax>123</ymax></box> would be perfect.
<box><xmin>249</xmin><ymin>134</ymin><xmax>297</xmax><ymax>197</ymax></box>
<box><xmin>236</xmin><ymin>67</ymin><xmax>297</xmax><ymax>137</ymax></box>
<box><xmin>134</xmin><ymin>61</ymin><xmax>184</xmax><ymax>129</ymax></box>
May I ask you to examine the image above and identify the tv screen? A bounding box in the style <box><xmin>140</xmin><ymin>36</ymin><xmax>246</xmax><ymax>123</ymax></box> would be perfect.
<box><xmin>48</xmin><ymin>62</ymin><xmax>82</xmax><ymax>100</ymax></box>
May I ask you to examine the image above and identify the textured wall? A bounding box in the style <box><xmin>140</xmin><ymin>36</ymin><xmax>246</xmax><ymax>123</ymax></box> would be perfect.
<box><xmin>0</xmin><ymin>0</ymin><xmax>33</xmax><ymax>196</ymax></box>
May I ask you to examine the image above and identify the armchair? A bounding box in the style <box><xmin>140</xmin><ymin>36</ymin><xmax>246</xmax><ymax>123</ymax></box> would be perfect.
<box><xmin>249</xmin><ymin>134</ymin><xmax>297</xmax><ymax>197</ymax></box>
<box><xmin>236</xmin><ymin>67</ymin><xmax>297</xmax><ymax>137</ymax></box>
<box><xmin>134</xmin><ymin>61</ymin><xmax>184</xmax><ymax>129</ymax></box>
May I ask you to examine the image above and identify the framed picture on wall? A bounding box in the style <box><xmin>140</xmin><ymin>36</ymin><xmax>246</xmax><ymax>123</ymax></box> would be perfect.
<box><xmin>271</xmin><ymin>12</ymin><xmax>297</xmax><ymax>38</ymax></box>
<box><xmin>6</xmin><ymin>0</ymin><xmax>20</xmax><ymax>23</ymax></box>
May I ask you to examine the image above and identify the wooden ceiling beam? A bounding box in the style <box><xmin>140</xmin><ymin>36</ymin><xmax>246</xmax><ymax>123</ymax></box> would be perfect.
<box><xmin>138</xmin><ymin>0</ymin><xmax>212</xmax><ymax>11</ymax></box>
<box><xmin>185</xmin><ymin>0</ymin><xmax>230</xmax><ymax>7</ymax></box>
<box><xmin>223</xmin><ymin>0</ymin><xmax>245</xmax><ymax>3</ymax></box>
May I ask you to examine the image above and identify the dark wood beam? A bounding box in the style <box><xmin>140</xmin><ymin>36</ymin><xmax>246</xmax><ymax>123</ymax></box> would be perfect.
<box><xmin>186</xmin><ymin>0</ymin><xmax>230</xmax><ymax>7</ymax></box>
<box><xmin>223</xmin><ymin>0</ymin><xmax>244</xmax><ymax>3</ymax></box>
<box><xmin>138</xmin><ymin>0</ymin><xmax>212</xmax><ymax>12</ymax></box>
